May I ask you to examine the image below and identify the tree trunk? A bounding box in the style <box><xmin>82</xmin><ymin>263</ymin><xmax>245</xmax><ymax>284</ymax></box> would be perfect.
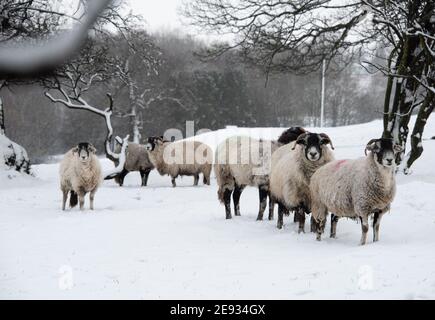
<box><xmin>403</xmin><ymin>91</ymin><xmax>435</xmax><ymax>172</ymax></box>
<box><xmin>382</xmin><ymin>34</ymin><xmax>423</xmax><ymax>166</ymax></box>
<box><xmin>130</xmin><ymin>104</ymin><xmax>141</xmax><ymax>144</ymax></box>
<box><xmin>125</xmin><ymin>61</ymin><xmax>142</xmax><ymax>144</ymax></box>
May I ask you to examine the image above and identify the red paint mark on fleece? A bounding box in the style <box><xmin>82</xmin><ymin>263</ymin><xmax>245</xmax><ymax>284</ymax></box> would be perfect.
<box><xmin>334</xmin><ymin>160</ymin><xmax>348</xmax><ymax>171</ymax></box>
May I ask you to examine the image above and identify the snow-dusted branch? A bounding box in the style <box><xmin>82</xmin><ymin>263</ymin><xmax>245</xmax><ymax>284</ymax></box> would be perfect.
<box><xmin>104</xmin><ymin>135</ymin><xmax>130</xmax><ymax>179</ymax></box>
<box><xmin>45</xmin><ymin>89</ymin><xmax>125</xmax><ymax>163</ymax></box>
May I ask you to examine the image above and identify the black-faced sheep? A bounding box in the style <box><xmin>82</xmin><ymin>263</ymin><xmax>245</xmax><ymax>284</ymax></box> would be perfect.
<box><xmin>270</xmin><ymin>132</ymin><xmax>335</xmax><ymax>233</ymax></box>
<box><xmin>310</xmin><ymin>138</ymin><xmax>402</xmax><ymax>245</ymax></box>
<box><xmin>214</xmin><ymin>127</ymin><xmax>306</xmax><ymax>220</ymax></box>
<box><xmin>105</xmin><ymin>142</ymin><xmax>154</xmax><ymax>187</ymax></box>
<box><xmin>145</xmin><ymin>136</ymin><xmax>213</xmax><ymax>187</ymax></box>
<box><xmin>59</xmin><ymin>142</ymin><xmax>102</xmax><ymax>210</ymax></box>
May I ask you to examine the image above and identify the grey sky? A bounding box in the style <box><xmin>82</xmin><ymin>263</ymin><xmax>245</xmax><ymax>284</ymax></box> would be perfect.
<box><xmin>129</xmin><ymin>0</ymin><xmax>185</xmax><ymax>32</ymax></box>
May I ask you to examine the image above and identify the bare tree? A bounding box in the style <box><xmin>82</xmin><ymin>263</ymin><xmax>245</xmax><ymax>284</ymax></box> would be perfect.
<box><xmin>183</xmin><ymin>0</ymin><xmax>434</xmax><ymax>171</ymax></box>
<box><xmin>360</xmin><ymin>0</ymin><xmax>434</xmax><ymax>172</ymax></box>
<box><xmin>44</xmin><ymin>41</ymin><xmax>129</xmax><ymax>177</ymax></box>
<box><xmin>183</xmin><ymin>0</ymin><xmax>371</xmax><ymax>74</ymax></box>
<box><xmin>110</xmin><ymin>30</ymin><xmax>162</xmax><ymax>143</ymax></box>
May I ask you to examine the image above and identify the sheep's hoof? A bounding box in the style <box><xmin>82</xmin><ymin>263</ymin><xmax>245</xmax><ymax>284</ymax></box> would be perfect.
<box><xmin>298</xmin><ymin>228</ymin><xmax>305</xmax><ymax>234</ymax></box>
<box><xmin>226</xmin><ymin>215</ymin><xmax>232</xmax><ymax>220</ymax></box>
<box><xmin>316</xmin><ymin>234</ymin><xmax>322</xmax><ymax>241</ymax></box>
<box><xmin>256</xmin><ymin>217</ymin><xmax>263</xmax><ymax>221</ymax></box>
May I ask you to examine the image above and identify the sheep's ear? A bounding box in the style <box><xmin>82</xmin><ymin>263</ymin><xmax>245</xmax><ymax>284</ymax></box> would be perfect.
<box><xmin>89</xmin><ymin>144</ymin><xmax>97</xmax><ymax>154</ymax></box>
<box><xmin>365</xmin><ymin>139</ymin><xmax>380</xmax><ymax>155</ymax></box>
<box><xmin>291</xmin><ymin>133</ymin><xmax>307</xmax><ymax>150</ymax></box>
<box><xmin>319</xmin><ymin>133</ymin><xmax>335</xmax><ymax>150</ymax></box>
<box><xmin>393</xmin><ymin>144</ymin><xmax>403</xmax><ymax>153</ymax></box>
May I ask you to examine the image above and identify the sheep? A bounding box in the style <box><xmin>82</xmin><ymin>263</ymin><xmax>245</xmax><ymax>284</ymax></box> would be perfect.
<box><xmin>145</xmin><ymin>136</ymin><xmax>213</xmax><ymax>187</ymax></box>
<box><xmin>269</xmin><ymin>132</ymin><xmax>335</xmax><ymax>233</ymax></box>
<box><xmin>214</xmin><ymin>127</ymin><xmax>306</xmax><ymax>220</ymax></box>
<box><xmin>310</xmin><ymin>137</ymin><xmax>402</xmax><ymax>245</ymax></box>
<box><xmin>105</xmin><ymin>141</ymin><xmax>154</xmax><ymax>187</ymax></box>
<box><xmin>59</xmin><ymin>142</ymin><xmax>102</xmax><ymax>210</ymax></box>
<box><xmin>268</xmin><ymin>127</ymin><xmax>308</xmax><ymax>220</ymax></box>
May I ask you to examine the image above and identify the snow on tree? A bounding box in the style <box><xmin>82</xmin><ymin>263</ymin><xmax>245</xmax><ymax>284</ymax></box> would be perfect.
<box><xmin>360</xmin><ymin>0</ymin><xmax>435</xmax><ymax>173</ymax></box>
<box><xmin>44</xmin><ymin>41</ymin><xmax>129</xmax><ymax>178</ymax></box>
<box><xmin>0</xmin><ymin>97</ymin><xmax>31</xmax><ymax>174</ymax></box>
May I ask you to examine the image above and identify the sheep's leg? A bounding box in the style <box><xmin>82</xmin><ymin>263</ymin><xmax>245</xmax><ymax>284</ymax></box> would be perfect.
<box><xmin>90</xmin><ymin>189</ymin><xmax>96</xmax><ymax>210</ymax></box>
<box><xmin>315</xmin><ymin>207</ymin><xmax>327</xmax><ymax>241</ymax></box>
<box><xmin>117</xmin><ymin>169</ymin><xmax>129</xmax><ymax>187</ymax></box>
<box><xmin>373</xmin><ymin>211</ymin><xmax>384</xmax><ymax>242</ymax></box>
<box><xmin>224</xmin><ymin>188</ymin><xmax>233</xmax><ymax>219</ymax></box>
<box><xmin>78</xmin><ymin>190</ymin><xmax>86</xmax><ymax>211</ymax></box>
<box><xmin>310</xmin><ymin>216</ymin><xmax>318</xmax><ymax>233</ymax></box>
<box><xmin>268</xmin><ymin>196</ymin><xmax>275</xmax><ymax>220</ymax></box>
<box><xmin>232</xmin><ymin>184</ymin><xmax>244</xmax><ymax>217</ymax></box>
<box><xmin>171</xmin><ymin>176</ymin><xmax>176</xmax><ymax>187</ymax></box>
<box><xmin>277</xmin><ymin>203</ymin><xmax>285</xmax><ymax>229</ymax></box>
<box><xmin>359</xmin><ymin>215</ymin><xmax>369</xmax><ymax>245</ymax></box>
<box><xmin>140</xmin><ymin>169</ymin><xmax>150</xmax><ymax>187</ymax></box>
<box><xmin>297</xmin><ymin>208</ymin><xmax>306</xmax><ymax>233</ymax></box>
<box><xmin>294</xmin><ymin>210</ymin><xmax>299</xmax><ymax>223</ymax></box>
<box><xmin>316</xmin><ymin>218</ymin><xmax>326</xmax><ymax>241</ymax></box>
<box><xmin>256</xmin><ymin>186</ymin><xmax>268</xmax><ymax>221</ymax></box>
<box><xmin>330</xmin><ymin>214</ymin><xmax>339</xmax><ymax>238</ymax></box>
<box><xmin>62</xmin><ymin>190</ymin><xmax>68</xmax><ymax>211</ymax></box>
<box><xmin>203</xmin><ymin>173</ymin><xmax>210</xmax><ymax>185</ymax></box>
<box><xmin>193</xmin><ymin>174</ymin><xmax>199</xmax><ymax>186</ymax></box>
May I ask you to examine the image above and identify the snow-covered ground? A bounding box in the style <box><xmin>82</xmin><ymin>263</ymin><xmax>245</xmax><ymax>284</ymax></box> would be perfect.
<box><xmin>1</xmin><ymin>118</ymin><xmax>435</xmax><ymax>299</ymax></box>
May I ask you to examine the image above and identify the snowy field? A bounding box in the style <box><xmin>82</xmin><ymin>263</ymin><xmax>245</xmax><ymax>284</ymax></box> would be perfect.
<box><xmin>1</xmin><ymin>118</ymin><xmax>435</xmax><ymax>299</ymax></box>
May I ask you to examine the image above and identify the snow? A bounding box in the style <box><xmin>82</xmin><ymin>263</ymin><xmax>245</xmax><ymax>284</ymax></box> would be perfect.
<box><xmin>0</xmin><ymin>134</ymin><xmax>31</xmax><ymax>173</ymax></box>
<box><xmin>1</xmin><ymin>118</ymin><xmax>435</xmax><ymax>299</ymax></box>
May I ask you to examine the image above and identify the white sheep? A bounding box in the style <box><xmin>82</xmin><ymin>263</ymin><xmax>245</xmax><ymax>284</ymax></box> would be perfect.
<box><xmin>59</xmin><ymin>142</ymin><xmax>102</xmax><ymax>210</ymax></box>
<box><xmin>270</xmin><ymin>132</ymin><xmax>335</xmax><ymax>233</ymax></box>
<box><xmin>310</xmin><ymin>138</ymin><xmax>402</xmax><ymax>245</ymax></box>
<box><xmin>145</xmin><ymin>136</ymin><xmax>213</xmax><ymax>187</ymax></box>
<box><xmin>214</xmin><ymin>127</ymin><xmax>306</xmax><ymax>220</ymax></box>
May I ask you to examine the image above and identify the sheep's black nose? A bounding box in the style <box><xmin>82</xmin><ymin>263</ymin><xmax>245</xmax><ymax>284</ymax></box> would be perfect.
<box><xmin>309</xmin><ymin>151</ymin><xmax>317</xmax><ymax>157</ymax></box>
<box><xmin>386</xmin><ymin>159</ymin><xmax>393</xmax><ymax>165</ymax></box>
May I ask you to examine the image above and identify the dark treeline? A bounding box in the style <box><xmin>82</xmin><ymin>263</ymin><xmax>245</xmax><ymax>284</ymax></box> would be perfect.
<box><xmin>1</xmin><ymin>32</ymin><xmax>385</xmax><ymax>162</ymax></box>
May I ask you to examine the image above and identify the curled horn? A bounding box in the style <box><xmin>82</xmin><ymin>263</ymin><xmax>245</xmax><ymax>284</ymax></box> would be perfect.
<box><xmin>291</xmin><ymin>132</ymin><xmax>308</xmax><ymax>150</ymax></box>
<box><xmin>364</xmin><ymin>138</ymin><xmax>379</xmax><ymax>156</ymax></box>
<box><xmin>319</xmin><ymin>133</ymin><xmax>335</xmax><ymax>150</ymax></box>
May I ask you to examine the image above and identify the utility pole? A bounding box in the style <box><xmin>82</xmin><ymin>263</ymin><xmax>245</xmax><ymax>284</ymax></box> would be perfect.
<box><xmin>320</xmin><ymin>59</ymin><xmax>326</xmax><ymax>128</ymax></box>
<box><xmin>0</xmin><ymin>97</ymin><xmax>5</xmax><ymax>135</ymax></box>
